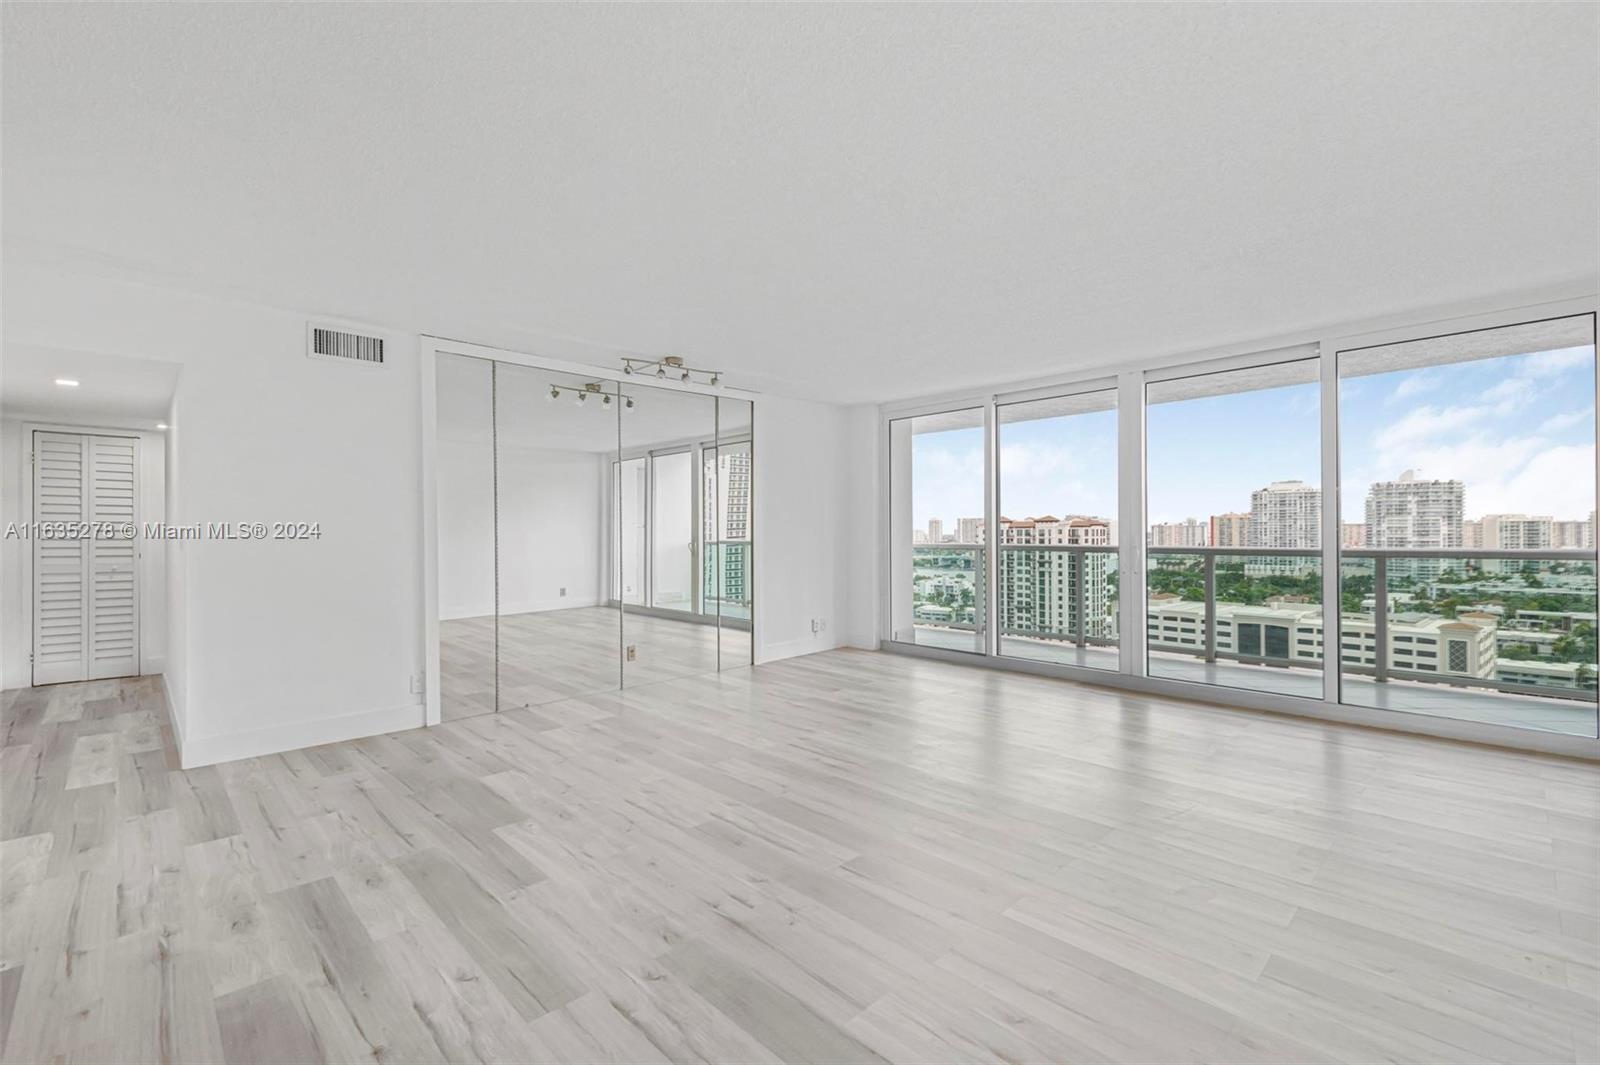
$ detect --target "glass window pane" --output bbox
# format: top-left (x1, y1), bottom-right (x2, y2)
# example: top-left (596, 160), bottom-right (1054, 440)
top-left (1145, 356), bottom-right (1323, 697)
top-left (1338, 314), bottom-right (1597, 737)
top-left (889, 408), bottom-right (986, 652)
top-left (995, 389), bottom-right (1118, 670)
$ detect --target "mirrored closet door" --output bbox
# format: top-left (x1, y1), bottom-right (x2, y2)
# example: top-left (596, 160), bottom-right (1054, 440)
top-left (435, 353), bottom-right (498, 721)
top-left (618, 385), bottom-right (719, 687)
top-left (711, 396), bottom-right (754, 668)
top-left (432, 352), bottom-right (754, 721)
top-left (494, 364), bottom-right (622, 713)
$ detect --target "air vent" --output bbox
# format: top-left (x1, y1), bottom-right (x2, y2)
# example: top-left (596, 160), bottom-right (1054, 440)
top-left (308, 324), bottom-right (385, 366)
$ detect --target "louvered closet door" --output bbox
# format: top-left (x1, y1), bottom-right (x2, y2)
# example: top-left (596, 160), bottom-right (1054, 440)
top-left (86, 435), bottom-right (140, 679)
top-left (31, 432), bottom-right (140, 684)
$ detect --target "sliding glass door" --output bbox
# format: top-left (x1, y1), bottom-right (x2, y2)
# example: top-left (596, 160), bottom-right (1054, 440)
top-left (880, 303), bottom-right (1596, 747)
top-left (995, 388), bottom-right (1119, 670)
top-left (888, 408), bottom-right (986, 652)
top-left (1337, 314), bottom-right (1597, 736)
top-left (1145, 355), bottom-right (1323, 698)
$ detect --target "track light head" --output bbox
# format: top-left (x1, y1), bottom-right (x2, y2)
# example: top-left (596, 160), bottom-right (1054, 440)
top-left (656, 366), bottom-right (666, 379)
top-left (625, 397), bottom-right (634, 409)
top-left (681, 370), bottom-right (691, 383)
top-left (576, 391), bottom-right (587, 404)
top-left (602, 394), bottom-right (612, 406)
top-left (710, 374), bottom-right (720, 387)
top-left (623, 363), bottom-right (633, 374)
top-left (548, 386), bottom-right (559, 401)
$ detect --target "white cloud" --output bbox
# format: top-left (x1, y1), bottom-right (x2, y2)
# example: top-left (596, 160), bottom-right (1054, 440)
top-left (1518, 346), bottom-right (1594, 378)
top-left (1373, 403), bottom-right (1490, 451)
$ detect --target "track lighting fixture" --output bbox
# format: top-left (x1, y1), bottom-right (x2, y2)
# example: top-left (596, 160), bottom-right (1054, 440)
top-left (619, 355), bottom-right (725, 388)
top-left (545, 381), bottom-right (637, 410)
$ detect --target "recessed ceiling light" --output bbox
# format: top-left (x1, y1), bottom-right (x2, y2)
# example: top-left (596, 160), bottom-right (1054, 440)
top-left (156, 423), bottom-right (168, 430)
top-left (54, 378), bottom-right (79, 387)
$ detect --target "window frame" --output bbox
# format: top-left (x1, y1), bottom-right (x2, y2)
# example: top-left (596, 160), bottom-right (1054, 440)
top-left (877, 291), bottom-right (1599, 758)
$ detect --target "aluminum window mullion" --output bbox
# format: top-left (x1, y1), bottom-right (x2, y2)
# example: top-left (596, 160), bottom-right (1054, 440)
top-left (983, 398), bottom-right (999, 658)
top-left (1319, 341), bottom-right (1341, 707)
top-left (1118, 370), bottom-right (1146, 677)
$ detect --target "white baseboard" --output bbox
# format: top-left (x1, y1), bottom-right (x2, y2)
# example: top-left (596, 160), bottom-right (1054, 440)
top-left (158, 672), bottom-right (186, 750)
top-left (179, 700), bottom-right (425, 769)
top-left (757, 635), bottom-right (840, 665)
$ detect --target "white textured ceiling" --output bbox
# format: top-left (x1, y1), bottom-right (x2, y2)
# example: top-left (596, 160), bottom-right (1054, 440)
top-left (3, 3), bottom-right (1596, 403)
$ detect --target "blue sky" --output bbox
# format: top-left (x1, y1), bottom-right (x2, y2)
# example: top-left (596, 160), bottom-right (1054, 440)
top-left (911, 344), bottom-right (1596, 531)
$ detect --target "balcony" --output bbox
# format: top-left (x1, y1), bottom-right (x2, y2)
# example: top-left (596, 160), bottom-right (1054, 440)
top-left (703, 540), bottom-right (752, 621)
top-left (910, 544), bottom-right (985, 651)
top-left (996, 545), bottom-right (1120, 670)
top-left (1147, 546), bottom-right (1597, 737)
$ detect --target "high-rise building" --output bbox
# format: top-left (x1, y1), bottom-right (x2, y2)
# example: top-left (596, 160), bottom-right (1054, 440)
top-left (1210, 512), bottom-right (1250, 548)
top-left (1247, 481), bottom-right (1319, 575)
top-left (1340, 522), bottom-right (1367, 548)
top-left (1477, 514), bottom-right (1554, 573)
top-left (1249, 481), bottom-right (1320, 548)
top-left (1149, 518), bottom-right (1208, 547)
top-left (956, 517), bottom-right (984, 545)
top-left (927, 518), bottom-right (944, 544)
top-left (999, 515), bottom-right (1115, 641)
top-left (1478, 514), bottom-right (1554, 550)
top-left (1553, 517), bottom-right (1594, 549)
top-left (1462, 519), bottom-right (1483, 549)
top-left (1364, 470), bottom-right (1464, 579)
top-left (704, 448), bottom-right (753, 604)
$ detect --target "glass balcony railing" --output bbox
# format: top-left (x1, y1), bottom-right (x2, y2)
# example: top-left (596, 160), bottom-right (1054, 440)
top-left (911, 544), bottom-right (985, 652)
top-left (702, 541), bottom-right (752, 621)
top-left (997, 546), bottom-right (1120, 670)
top-left (1339, 549), bottom-right (1595, 735)
top-left (1146, 546), bottom-right (1596, 736)
top-left (1146, 547), bottom-right (1325, 698)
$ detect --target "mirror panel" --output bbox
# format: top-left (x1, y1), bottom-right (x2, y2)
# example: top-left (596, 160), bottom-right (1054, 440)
top-left (495, 364), bottom-right (622, 710)
top-left (435, 353), bottom-right (498, 720)
top-left (619, 385), bottom-right (719, 687)
top-left (712, 397), bottom-right (754, 669)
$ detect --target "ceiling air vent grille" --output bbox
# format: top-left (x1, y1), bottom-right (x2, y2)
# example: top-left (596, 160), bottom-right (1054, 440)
top-left (308, 324), bottom-right (385, 366)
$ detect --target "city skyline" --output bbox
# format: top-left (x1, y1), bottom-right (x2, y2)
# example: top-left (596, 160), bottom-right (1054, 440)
top-left (910, 343), bottom-right (1595, 532)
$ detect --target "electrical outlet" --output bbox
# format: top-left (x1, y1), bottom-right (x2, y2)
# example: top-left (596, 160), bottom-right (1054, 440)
top-left (409, 673), bottom-right (425, 695)
top-left (811, 618), bottom-right (819, 633)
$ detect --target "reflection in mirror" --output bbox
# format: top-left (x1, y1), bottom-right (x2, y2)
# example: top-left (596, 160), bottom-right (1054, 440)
top-left (435, 353), bottom-right (497, 720)
top-left (617, 385), bottom-right (720, 687)
top-left (495, 365), bottom-right (622, 711)
top-left (713, 397), bottom-right (754, 669)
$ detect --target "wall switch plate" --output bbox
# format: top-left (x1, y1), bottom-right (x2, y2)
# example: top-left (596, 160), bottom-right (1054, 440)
top-left (559, 587), bottom-right (567, 597)
top-left (409, 673), bottom-right (425, 695)
top-left (627, 645), bottom-right (637, 661)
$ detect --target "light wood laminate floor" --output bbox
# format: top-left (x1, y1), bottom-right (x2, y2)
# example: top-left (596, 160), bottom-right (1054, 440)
top-left (2, 651), bottom-right (1597, 1064)
top-left (441, 605), bottom-right (752, 720)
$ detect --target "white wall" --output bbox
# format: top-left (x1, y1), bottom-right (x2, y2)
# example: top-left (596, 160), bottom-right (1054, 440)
top-left (0, 413), bottom-right (169, 690)
top-left (5, 263), bottom-right (425, 766)
top-left (838, 403), bottom-right (882, 650)
top-left (6, 261), bottom-right (860, 765)
top-left (436, 435), bottom-right (606, 620)
top-left (753, 394), bottom-right (853, 663)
